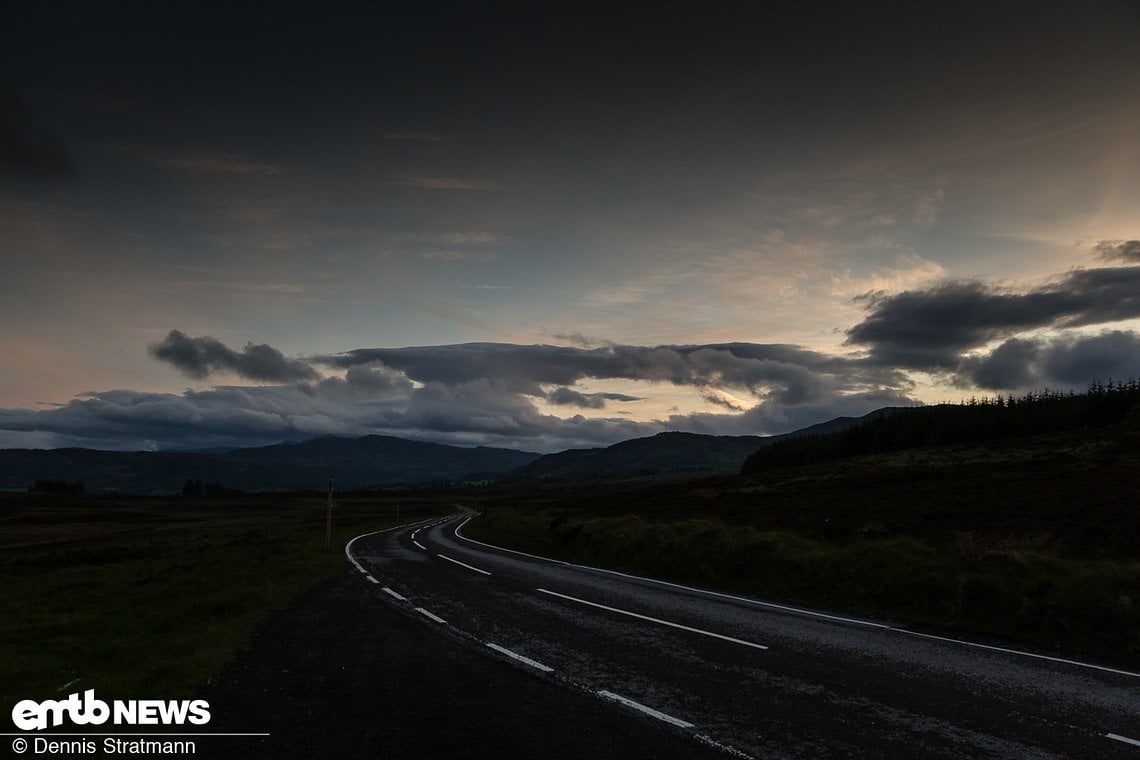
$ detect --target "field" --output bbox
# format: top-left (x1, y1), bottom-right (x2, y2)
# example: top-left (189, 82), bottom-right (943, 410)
top-left (0, 490), bottom-right (453, 714)
top-left (466, 422), bottom-right (1140, 668)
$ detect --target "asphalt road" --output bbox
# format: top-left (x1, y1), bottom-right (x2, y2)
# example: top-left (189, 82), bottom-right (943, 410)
top-left (346, 510), bottom-right (1140, 759)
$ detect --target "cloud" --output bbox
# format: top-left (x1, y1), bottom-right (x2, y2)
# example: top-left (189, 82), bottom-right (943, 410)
top-left (148, 330), bottom-right (319, 383)
top-left (1094, 240), bottom-right (1140, 263)
top-left (960, 330), bottom-right (1140, 391)
top-left (318, 341), bottom-right (906, 401)
top-left (545, 387), bottom-right (642, 409)
top-left (153, 150), bottom-right (281, 175)
top-left (0, 335), bottom-right (922, 452)
top-left (405, 231), bottom-right (504, 245)
top-left (0, 86), bottom-right (73, 179)
top-left (104, 144), bottom-right (281, 175)
top-left (390, 175), bottom-right (497, 191)
top-left (846, 266), bottom-right (1140, 369)
top-left (16, 264), bottom-right (1134, 453)
top-left (701, 389), bottom-right (747, 412)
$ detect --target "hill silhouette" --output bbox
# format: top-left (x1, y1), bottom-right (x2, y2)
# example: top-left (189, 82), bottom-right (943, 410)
top-left (742, 380), bottom-right (1140, 474)
top-left (1, 436), bottom-right (540, 493)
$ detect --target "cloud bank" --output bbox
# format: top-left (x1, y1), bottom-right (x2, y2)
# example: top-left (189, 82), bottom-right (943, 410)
top-left (846, 265), bottom-right (1140, 380)
top-left (0, 338), bottom-right (915, 452)
top-left (3, 257), bottom-right (1138, 452)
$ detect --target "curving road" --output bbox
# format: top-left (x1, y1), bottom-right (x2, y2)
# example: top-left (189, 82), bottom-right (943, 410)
top-left (346, 509), bottom-right (1140, 759)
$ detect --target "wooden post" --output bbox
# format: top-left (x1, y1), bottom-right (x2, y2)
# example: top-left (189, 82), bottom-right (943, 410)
top-left (325, 479), bottom-right (333, 550)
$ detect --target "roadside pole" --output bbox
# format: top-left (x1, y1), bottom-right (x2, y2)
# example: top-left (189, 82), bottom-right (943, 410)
top-left (325, 479), bottom-right (333, 550)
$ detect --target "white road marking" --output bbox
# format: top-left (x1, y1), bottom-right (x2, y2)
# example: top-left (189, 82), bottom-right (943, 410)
top-left (537, 588), bottom-right (768, 651)
top-left (694, 734), bottom-right (754, 759)
top-left (344, 515), bottom-right (440, 572)
top-left (413, 540), bottom-right (427, 551)
top-left (382, 587), bottom-right (406, 601)
top-left (596, 690), bottom-right (694, 728)
top-left (415, 607), bottom-right (447, 624)
top-left (437, 553), bottom-right (492, 576)
top-left (485, 642), bottom-right (554, 672)
top-left (889, 629), bottom-right (1140, 679)
top-left (1107, 733), bottom-right (1140, 748)
top-left (365, 574), bottom-right (380, 584)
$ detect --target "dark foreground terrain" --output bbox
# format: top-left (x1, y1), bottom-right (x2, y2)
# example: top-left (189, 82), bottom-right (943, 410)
top-left (199, 564), bottom-right (725, 760)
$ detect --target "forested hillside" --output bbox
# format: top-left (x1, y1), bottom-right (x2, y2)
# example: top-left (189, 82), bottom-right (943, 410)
top-left (743, 380), bottom-right (1140, 473)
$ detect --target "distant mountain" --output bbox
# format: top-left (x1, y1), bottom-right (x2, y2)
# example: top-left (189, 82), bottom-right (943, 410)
top-left (503, 409), bottom-right (899, 482)
top-left (504, 432), bottom-right (765, 481)
top-left (0, 435), bottom-right (541, 494)
top-left (223, 435), bottom-right (541, 488)
top-left (0, 409), bottom-right (907, 493)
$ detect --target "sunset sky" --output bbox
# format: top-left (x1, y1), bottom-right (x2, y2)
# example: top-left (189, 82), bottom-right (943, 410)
top-left (2, 1), bottom-right (1139, 452)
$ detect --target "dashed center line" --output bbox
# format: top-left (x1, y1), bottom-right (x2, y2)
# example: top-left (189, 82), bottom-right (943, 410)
top-left (1107, 733), bottom-right (1140, 748)
top-left (437, 553), bottom-right (492, 576)
top-left (364, 574), bottom-right (380, 584)
top-left (415, 607), bottom-right (447, 624)
top-left (537, 588), bottom-right (768, 651)
top-left (382, 587), bottom-right (406, 601)
top-left (597, 690), bottom-right (694, 728)
top-left (485, 642), bottom-right (554, 672)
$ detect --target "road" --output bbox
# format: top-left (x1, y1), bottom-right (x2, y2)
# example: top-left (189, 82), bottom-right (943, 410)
top-left (346, 510), bottom-right (1140, 759)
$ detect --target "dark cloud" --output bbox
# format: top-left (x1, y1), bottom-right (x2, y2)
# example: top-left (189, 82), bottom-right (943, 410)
top-left (16, 309), bottom-right (1134, 452)
top-left (0, 86), bottom-right (73, 179)
top-left (1094, 240), bottom-right (1140, 263)
top-left (961, 338), bottom-right (1041, 390)
top-left (700, 391), bottom-right (746, 412)
top-left (546, 387), bottom-right (642, 409)
top-left (0, 386), bottom-right (362, 451)
top-left (149, 330), bottom-right (319, 383)
top-left (0, 336), bottom-right (922, 451)
top-left (319, 341), bottom-right (906, 398)
top-left (314, 364), bottom-right (415, 400)
top-left (846, 267), bottom-right (1140, 369)
top-left (961, 330), bottom-right (1140, 390)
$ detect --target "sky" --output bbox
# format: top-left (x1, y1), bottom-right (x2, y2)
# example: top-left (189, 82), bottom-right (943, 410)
top-left (1, 0), bottom-right (1139, 453)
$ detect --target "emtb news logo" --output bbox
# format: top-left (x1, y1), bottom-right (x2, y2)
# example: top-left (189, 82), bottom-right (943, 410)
top-left (11, 690), bottom-right (210, 731)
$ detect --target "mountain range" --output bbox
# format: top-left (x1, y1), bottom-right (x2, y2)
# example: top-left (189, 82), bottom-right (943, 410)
top-left (507, 410), bottom-right (895, 482)
top-left (0, 409), bottom-right (895, 494)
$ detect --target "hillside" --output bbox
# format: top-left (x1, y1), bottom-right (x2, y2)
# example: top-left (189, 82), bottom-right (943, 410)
top-left (506, 408), bottom-right (898, 482)
top-left (0, 436), bottom-right (541, 494)
top-left (743, 381), bottom-right (1140, 474)
top-left (504, 432), bottom-right (766, 481)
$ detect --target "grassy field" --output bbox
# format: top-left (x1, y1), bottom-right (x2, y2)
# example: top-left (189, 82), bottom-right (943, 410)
top-left (466, 423), bottom-right (1140, 668)
top-left (0, 491), bottom-right (454, 712)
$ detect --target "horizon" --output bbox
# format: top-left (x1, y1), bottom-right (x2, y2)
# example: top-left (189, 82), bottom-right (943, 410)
top-left (3, 2), bottom-right (1139, 453)
top-left (0, 404), bottom-right (868, 455)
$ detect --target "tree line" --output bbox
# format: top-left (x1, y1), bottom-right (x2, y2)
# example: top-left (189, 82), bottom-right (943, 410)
top-left (742, 379), bottom-right (1140, 474)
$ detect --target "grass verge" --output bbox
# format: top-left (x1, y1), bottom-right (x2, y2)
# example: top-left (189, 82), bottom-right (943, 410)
top-left (0, 492), bottom-right (452, 712)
